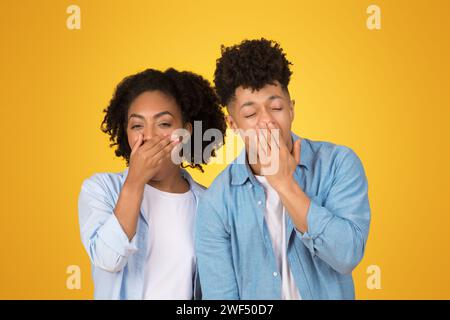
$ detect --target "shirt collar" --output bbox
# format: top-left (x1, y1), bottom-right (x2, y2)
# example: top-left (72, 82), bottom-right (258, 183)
top-left (121, 167), bottom-right (205, 198)
top-left (231, 131), bottom-right (312, 186)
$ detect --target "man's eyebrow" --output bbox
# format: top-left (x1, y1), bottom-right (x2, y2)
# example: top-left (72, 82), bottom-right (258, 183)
top-left (267, 95), bottom-right (283, 101)
top-left (240, 101), bottom-right (255, 108)
top-left (240, 95), bottom-right (284, 109)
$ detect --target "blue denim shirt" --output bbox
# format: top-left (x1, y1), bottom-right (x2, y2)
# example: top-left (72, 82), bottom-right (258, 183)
top-left (78, 168), bottom-right (205, 299)
top-left (195, 132), bottom-right (371, 299)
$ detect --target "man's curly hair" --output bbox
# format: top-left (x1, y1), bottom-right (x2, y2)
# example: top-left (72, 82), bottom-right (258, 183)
top-left (101, 68), bottom-right (227, 172)
top-left (214, 38), bottom-right (293, 106)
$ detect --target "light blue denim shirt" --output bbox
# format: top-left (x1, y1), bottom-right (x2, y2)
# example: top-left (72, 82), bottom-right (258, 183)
top-left (78, 168), bottom-right (205, 300)
top-left (195, 132), bottom-right (371, 300)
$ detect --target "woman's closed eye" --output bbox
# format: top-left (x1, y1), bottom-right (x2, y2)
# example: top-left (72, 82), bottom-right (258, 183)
top-left (158, 122), bottom-right (172, 128)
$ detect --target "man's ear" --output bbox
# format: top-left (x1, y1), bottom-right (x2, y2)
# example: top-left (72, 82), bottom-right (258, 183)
top-left (226, 115), bottom-right (239, 134)
top-left (290, 99), bottom-right (296, 121)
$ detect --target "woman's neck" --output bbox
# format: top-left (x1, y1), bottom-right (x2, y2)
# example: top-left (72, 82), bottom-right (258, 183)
top-left (147, 168), bottom-right (190, 194)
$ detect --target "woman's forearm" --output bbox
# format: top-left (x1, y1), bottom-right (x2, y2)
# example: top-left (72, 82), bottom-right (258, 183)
top-left (114, 178), bottom-right (145, 240)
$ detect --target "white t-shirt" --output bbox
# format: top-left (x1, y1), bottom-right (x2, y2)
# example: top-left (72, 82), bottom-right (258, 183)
top-left (141, 183), bottom-right (197, 300)
top-left (255, 175), bottom-right (302, 300)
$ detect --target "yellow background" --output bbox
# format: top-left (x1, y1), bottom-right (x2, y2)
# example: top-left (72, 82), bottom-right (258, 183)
top-left (1, 0), bottom-right (449, 299)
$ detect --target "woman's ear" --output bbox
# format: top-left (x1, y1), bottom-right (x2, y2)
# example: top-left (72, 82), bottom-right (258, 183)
top-left (184, 122), bottom-right (193, 136)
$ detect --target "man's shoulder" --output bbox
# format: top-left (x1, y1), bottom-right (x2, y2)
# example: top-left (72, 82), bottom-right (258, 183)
top-left (304, 138), bottom-right (359, 165)
top-left (303, 138), bottom-right (364, 179)
top-left (203, 163), bottom-right (235, 197)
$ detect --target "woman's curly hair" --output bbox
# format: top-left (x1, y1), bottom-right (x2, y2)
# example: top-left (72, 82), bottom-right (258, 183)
top-left (214, 38), bottom-right (293, 106)
top-left (101, 68), bottom-right (227, 172)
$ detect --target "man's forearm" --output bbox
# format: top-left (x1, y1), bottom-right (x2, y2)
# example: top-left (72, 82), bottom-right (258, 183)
top-left (275, 177), bottom-right (311, 233)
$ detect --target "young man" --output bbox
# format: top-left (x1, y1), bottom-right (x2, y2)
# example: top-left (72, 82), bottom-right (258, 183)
top-left (195, 38), bottom-right (371, 299)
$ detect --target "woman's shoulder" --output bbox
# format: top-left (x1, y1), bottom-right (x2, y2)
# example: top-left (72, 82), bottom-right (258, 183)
top-left (80, 170), bottom-right (127, 196)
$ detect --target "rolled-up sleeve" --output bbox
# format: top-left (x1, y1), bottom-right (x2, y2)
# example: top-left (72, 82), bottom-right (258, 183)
top-left (295, 148), bottom-right (371, 275)
top-left (78, 175), bottom-right (138, 273)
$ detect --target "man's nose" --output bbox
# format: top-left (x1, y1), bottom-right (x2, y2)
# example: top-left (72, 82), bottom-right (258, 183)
top-left (258, 108), bottom-right (275, 125)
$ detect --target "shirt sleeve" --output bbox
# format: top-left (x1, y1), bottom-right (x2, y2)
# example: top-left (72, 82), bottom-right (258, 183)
top-left (295, 148), bottom-right (371, 275)
top-left (78, 175), bottom-right (138, 273)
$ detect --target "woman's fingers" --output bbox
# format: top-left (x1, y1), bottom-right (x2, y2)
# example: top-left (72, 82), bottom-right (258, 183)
top-left (141, 135), bottom-right (170, 155)
top-left (146, 138), bottom-right (179, 164)
top-left (162, 139), bottom-right (180, 158)
top-left (130, 133), bottom-right (143, 156)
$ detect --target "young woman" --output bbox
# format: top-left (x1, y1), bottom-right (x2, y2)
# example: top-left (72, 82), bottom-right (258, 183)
top-left (78, 68), bottom-right (226, 299)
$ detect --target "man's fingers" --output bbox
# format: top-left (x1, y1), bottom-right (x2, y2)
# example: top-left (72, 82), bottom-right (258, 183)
top-left (294, 139), bottom-right (301, 164)
top-left (258, 123), bottom-right (271, 152)
top-left (247, 132), bottom-right (259, 165)
top-left (267, 122), bottom-right (280, 150)
top-left (257, 128), bottom-right (270, 165)
top-left (257, 124), bottom-right (269, 154)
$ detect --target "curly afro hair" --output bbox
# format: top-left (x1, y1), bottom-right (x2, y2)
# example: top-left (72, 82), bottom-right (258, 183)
top-left (214, 38), bottom-right (293, 106)
top-left (101, 68), bottom-right (227, 172)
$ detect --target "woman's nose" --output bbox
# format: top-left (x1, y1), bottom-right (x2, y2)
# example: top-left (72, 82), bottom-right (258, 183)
top-left (143, 127), bottom-right (155, 141)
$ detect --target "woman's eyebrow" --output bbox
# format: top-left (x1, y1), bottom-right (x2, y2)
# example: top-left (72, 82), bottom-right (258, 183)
top-left (128, 111), bottom-right (173, 121)
top-left (153, 111), bottom-right (173, 119)
top-left (128, 113), bottom-right (145, 120)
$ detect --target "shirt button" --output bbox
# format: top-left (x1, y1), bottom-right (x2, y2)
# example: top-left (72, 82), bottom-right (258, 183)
top-left (257, 201), bottom-right (262, 205)
top-left (273, 272), bottom-right (278, 277)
